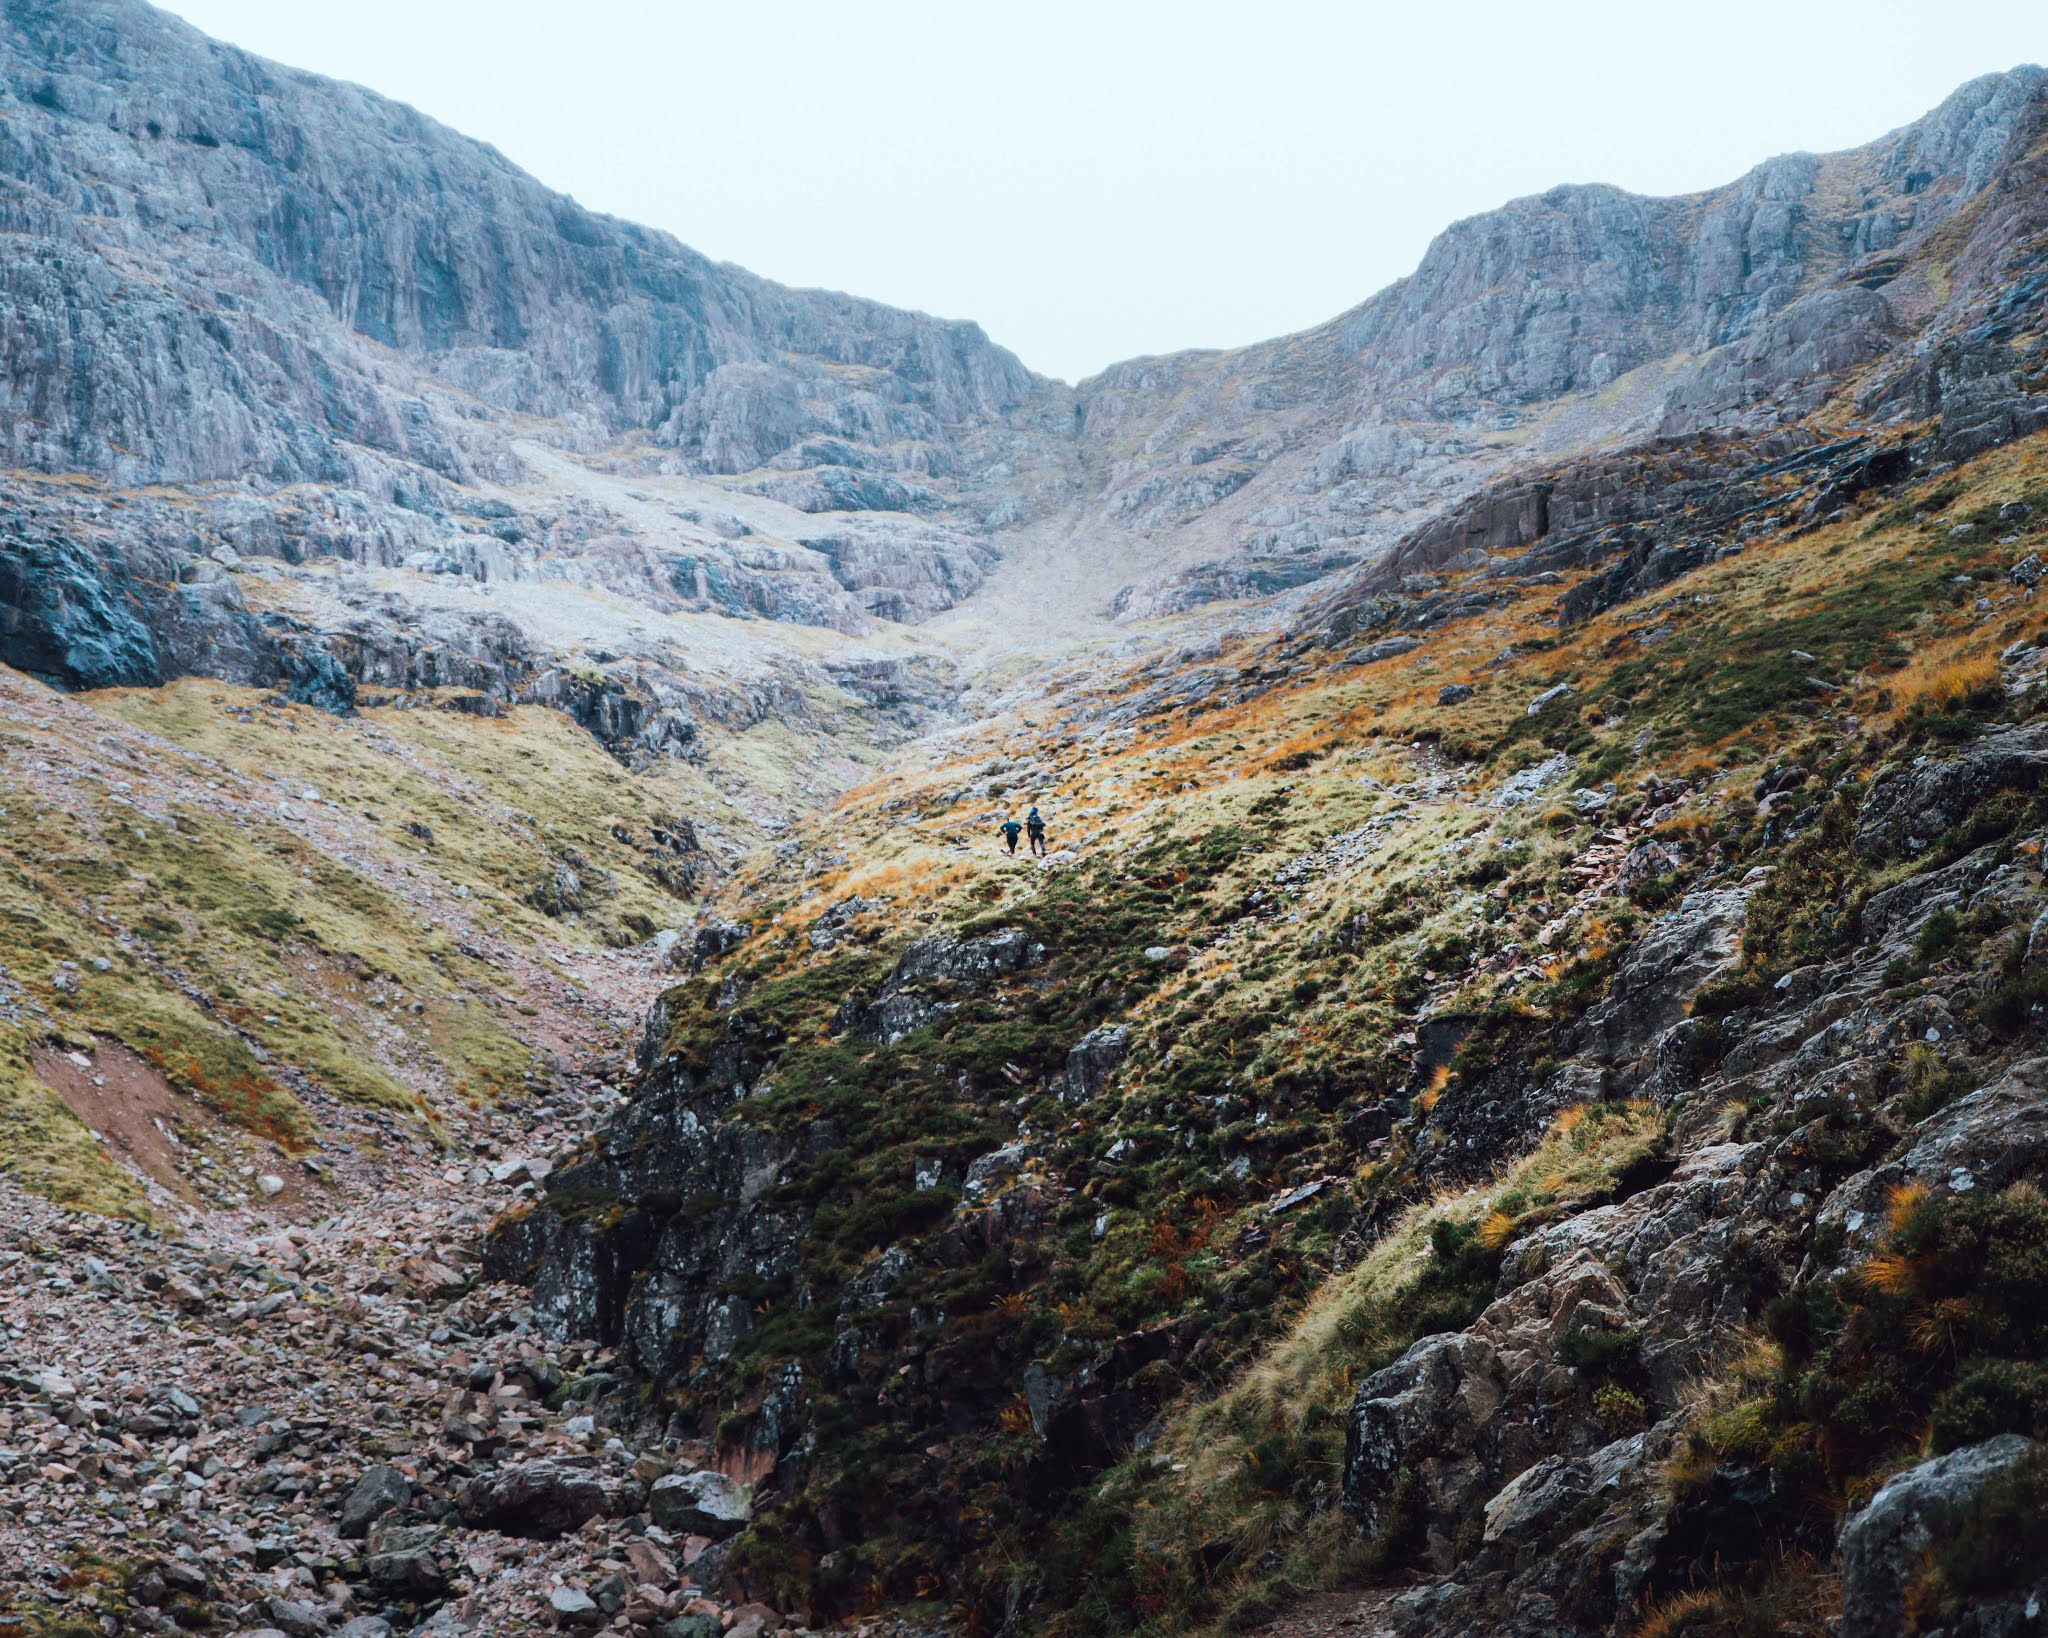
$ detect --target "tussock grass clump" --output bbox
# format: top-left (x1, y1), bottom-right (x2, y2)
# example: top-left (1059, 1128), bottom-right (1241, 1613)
top-left (1884, 643), bottom-right (2003, 721)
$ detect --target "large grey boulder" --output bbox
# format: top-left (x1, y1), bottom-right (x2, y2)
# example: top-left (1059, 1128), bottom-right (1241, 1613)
top-left (1344, 1331), bottom-right (1506, 1560)
top-left (962, 1144), bottom-right (1028, 1199)
top-left (1481, 1432), bottom-right (1653, 1549)
top-left (457, 1457), bottom-right (644, 1539)
top-left (1856, 726), bottom-right (2048, 858)
top-left (547, 1587), bottom-right (601, 1629)
top-left (1837, 1435), bottom-right (2038, 1637)
top-left (1858, 845), bottom-right (2040, 964)
top-left (363, 1523), bottom-right (448, 1595)
top-left (647, 1469), bottom-right (752, 1540)
top-left (1816, 1059), bottom-right (2048, 1257)
top-left (678, 918), bottom-right (751, 974)
top-left (805, 896), bottom-right (877, 952)
top-left (1578, 886), bottom-right (1748, 1078)
top-left (835, 926), bottom-right (1043, 1044)
top-left (1059, 1025), bottom-right (1129, 1104)
top-left (336, 1463), bottom-right (411, 1539)
top-left (885, 926), bottom-right (1042, 989)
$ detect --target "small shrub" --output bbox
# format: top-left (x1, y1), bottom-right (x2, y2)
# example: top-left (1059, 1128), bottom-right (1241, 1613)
top-left (1930, 1358), bottom-right (2048, 1451)
top-left (1593, 1383), bottom-right (1649, 1436)
top-left (1912, 908), bottom-right (1960, 963)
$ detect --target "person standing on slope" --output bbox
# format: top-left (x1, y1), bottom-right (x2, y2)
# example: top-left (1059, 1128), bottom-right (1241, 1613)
top-left (998, 815), bottom-right (1024, 855)
top-left (1026, 805), bottom-right (1048, 856)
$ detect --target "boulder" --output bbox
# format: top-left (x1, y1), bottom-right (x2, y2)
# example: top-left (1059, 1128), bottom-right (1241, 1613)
top-left (1816, 1059), bottom-right (2048, 1255)
top-left (724, 1605), bottom-right (781, 1638)
top-left (963, 1144), bottom-right (1028, 1199)
top-left (1892, 1059), bottom-right (2048, 1190)
top-left (457, 1457), bottom-right (643, 1538)
top-left (364, 1523), bottom-right (448, 1595)
top-left (836, 926), bottom-right (1042, 1043)
top-left (1344, 1331), bottom-right (1506, 1557)
top-left (336, 1463), bottom-right (411, 1539)
top-left (624, 1537), bottom-right (677, 1590)
top-left (835, 989), bottom-right (953, 1047)
top-left (805, 895), bottom-right (876, 952)
top-left (1059, 1025), bottom-right (1129, 1104)
top-left (1837, 1435), bottom-right (2038, 1637)
top-left (262, 1596), bottom-right (323, 1637)
top-left (1578, 887), bottom-right (1748, 1078)
top-left (1855, 725), bottom-right (2048, 858)
top-left (1345, 636), bottom-right (1421, 665)
top-left (1492, 753), bottom-right (1574, 807)
top-left (547, 1587), bottom-right (601, 1629)
top-left (1481, 1431), bottom-right (1652, 1548)
top-left (647, 1469), bottom-right (752, 1540)
top-left (679, 918), bottom-right (751, 973)
top-left (885, 926), bottom-right (1041, 989)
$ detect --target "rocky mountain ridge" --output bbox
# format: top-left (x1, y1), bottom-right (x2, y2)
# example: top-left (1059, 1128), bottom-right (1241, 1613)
top-left (6, 2), bottom-right (2046, 733)
top-left (1062, 63), bottom-right (2048, 622)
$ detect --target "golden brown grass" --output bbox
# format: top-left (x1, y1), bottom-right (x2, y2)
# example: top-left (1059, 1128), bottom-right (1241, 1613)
top-left (1887, 646), bottom-right (2002, 717)
top-left (1082, 1103), bottom-right (1669, 1626)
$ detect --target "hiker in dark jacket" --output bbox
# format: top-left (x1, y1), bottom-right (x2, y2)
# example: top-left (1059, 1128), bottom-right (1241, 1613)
top-left (1026, 806), bottom-right (1047, 856)
top-left (999, 816), bottom-right (1023, 854)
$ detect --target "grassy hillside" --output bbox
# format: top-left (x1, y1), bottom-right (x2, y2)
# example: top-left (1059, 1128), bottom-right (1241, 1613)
top-left (538, 424), bottom-right (2048, 1630)
top-left (0, 674), bottom-right (748, 1215)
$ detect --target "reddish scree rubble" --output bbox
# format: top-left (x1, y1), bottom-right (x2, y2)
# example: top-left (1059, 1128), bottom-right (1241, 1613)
top-left (0, 1051), bottom-right (838, 1638)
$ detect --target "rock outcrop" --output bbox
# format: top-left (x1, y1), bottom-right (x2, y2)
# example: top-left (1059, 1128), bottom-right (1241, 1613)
top-left (6, 6), bottom-right (2048, 698)
top-left (1837, 1436), bottom-right (2039, 1638)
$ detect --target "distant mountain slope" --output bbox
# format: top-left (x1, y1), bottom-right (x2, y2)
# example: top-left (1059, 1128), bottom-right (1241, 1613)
top-left (1049, 66), bottom-right (2048, 620)
top-left (0, 0), bottom-right (1077, 717)
top-left (0, 0), bottom-right (1059, 495)
top-left (2, 2), bottom-right (2045, 732)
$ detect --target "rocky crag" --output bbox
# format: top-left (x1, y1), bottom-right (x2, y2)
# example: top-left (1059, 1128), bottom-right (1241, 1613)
top-left (6, 2), bottom-right (2048, 716)
top-left (489, 415), bottom-right (2048, 1637)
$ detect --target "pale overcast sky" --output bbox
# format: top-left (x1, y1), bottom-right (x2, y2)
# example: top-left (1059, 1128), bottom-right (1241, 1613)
top-left (159, 0), bottom-right (2048, 384)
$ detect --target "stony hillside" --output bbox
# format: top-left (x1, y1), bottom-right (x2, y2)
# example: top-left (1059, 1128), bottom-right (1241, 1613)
top-left (491, 418), bottom-right (2048, 1638)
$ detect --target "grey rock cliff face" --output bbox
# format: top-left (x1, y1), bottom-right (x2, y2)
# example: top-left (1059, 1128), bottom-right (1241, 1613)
top-left (1067, 67), bottom-right (2048, 619)
top-left (4, 3), bottom-right (2048, 803)
top-left (0, 0), bottom-right (1073, 739)
top-left (0, 0), bottom-right (1052, 491)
